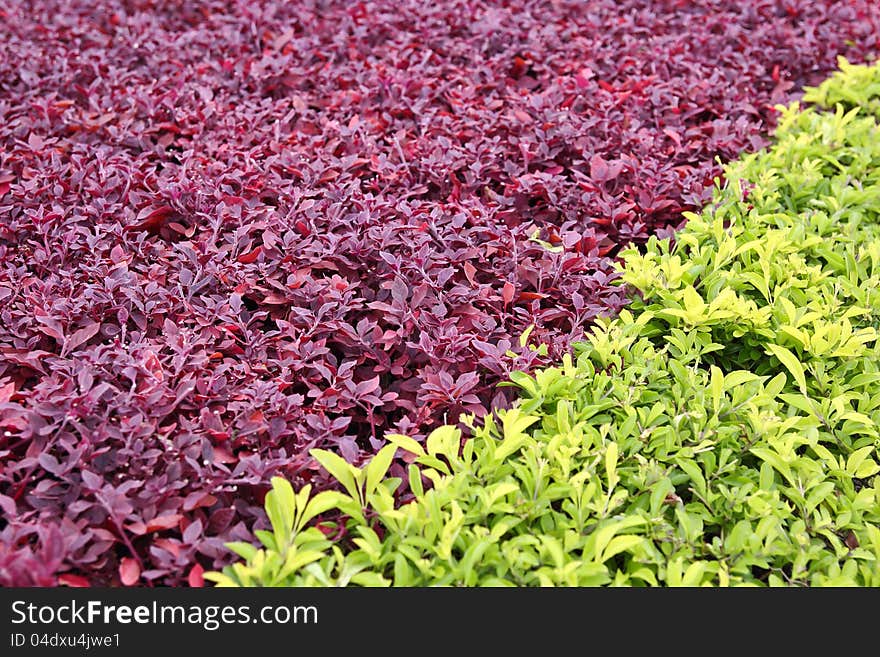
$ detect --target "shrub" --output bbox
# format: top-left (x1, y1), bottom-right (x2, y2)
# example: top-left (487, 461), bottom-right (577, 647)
top-left (208, 59), bottom-right (880, 587)
top-left (2, 0), bottom-right (879, 586)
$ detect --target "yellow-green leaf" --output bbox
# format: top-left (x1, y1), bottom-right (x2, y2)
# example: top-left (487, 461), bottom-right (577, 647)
top-left (765, 343), bottom-right (807, 393)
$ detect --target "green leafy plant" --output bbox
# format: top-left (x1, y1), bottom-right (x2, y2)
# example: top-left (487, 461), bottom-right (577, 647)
top-left (801, 55), bottom-right (880, 118)
top-left (207, 58), bottom-right (880, 587)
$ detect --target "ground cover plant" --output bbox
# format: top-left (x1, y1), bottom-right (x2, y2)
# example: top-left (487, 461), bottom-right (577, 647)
top-left (209, 58), bottom-right (880, 586)
top-left (1, 1), bottom-right (879, 586)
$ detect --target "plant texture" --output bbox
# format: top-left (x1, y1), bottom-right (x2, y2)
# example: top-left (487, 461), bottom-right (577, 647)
top-left (1, 0), bottom-right (879, 585)
top-left (208, 58), bottom-right (880, 587)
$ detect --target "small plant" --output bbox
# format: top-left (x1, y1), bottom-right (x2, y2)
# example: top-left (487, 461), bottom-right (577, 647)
top-left (208, 59), bottom-right (880, 587)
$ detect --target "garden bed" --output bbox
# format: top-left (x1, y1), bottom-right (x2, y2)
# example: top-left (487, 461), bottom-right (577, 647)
top-left (1, 0), bottom-right (878, 586)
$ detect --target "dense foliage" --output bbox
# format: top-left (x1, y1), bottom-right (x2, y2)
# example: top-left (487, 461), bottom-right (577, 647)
top-left (209, 58), bottom-right (880, 586)
top-left (2, 0), bottom-right (879, 586)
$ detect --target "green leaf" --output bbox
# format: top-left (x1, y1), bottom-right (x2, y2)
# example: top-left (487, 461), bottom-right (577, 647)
top-left (494, 432), bottom-right (528, 462)
top-left (588, 518), bottom-right (644, 563)
top-left (385, 433), bottom-right (425, 457)
top-left (426, 425), bottom-right (461, 460)
top-left (265, 478), bottom-right (298, 548)
top-left (277, 548), bottom-right (327, 581)
top-left (298, 490), bottom-right (349, 530)
top-left (408, 464), bottom-right (424, 498)
top-left (847, 446), bottom-right (879, 477)
top-left (750, 447), bottom-right (793, 486)
top-left (649, 478), bottom-right (675, 517)
top-left (225, 541), bottom-right (260, 562)
top-left (681, 561), bottom-right (709, 586)
top-left (519, 324), bottom-right (535, 348)
top-left (365, 443), bottom-right (399, 497)
top-left (350, 572), bottom-right (392, 587)
top-left (501, 408), bottom-right (541, 437)
top-left (310, 449), bottom-right (361, 501)
top-left (805, 482), bottom-right (835, 514)
top-left (765, 343), bottom-right (808, 394)
top-left (676, 458), bottom-right (707, 499)
top-left (764, 372), bottom-right (787, 399)
top-left (540, 535), bottom-right (565, 568)
top-left (202, 572), bottom-right (239, 587)
top-left (487, 482), bottom-right (519, 507)
top-left (710, 366), bottom-right (723, 413)
top-left (460, 540), bottom-right (492, 581)
top-left (604, 442), bottom-right (619, 490)
top-left (253, 530), bottom-right (276, 552)
top-left (600, 535), bottom-right (644, 563)
top-left (393, 553), bottom-right (414, 586)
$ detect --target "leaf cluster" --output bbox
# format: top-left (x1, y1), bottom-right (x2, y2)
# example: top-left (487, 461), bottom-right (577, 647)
top-left (209, 59), bottom-right (880, 587)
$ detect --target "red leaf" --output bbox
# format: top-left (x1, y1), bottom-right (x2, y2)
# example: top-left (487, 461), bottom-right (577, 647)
top-left (145, 514), bottom-right (182, 532)
top-left (262, 292), bottom-right (288, 304)
top-left (463, 261), bottom-right (477, 286)
top-left (510, 55), bottom-right (528, 78)
top-left (0, 382), bottom-right (15, 403)
top-left (575, 67), bottom-right (594, 88)
top-left (207, 429), bottom-right (230, 441)
top-left (237, 245), bottom-right (263, 263)
top-left (518, 291), bottom-right (547, 301)
top-left (58, 574), bottom-right (91, 588)
top-left (0, 493), bottom-right (16, 515)
top-left (154, 538), bottom-right (181, 558)
top-left (273, 28), bottom-right (294, 51)
top-left (356, 376), bottom-right (380, 396)
top-left (63, 322), bottom-right (101, 355)
top-left (663, 128), bottom-right (682, 147)
top-left (124, 521), bottom-right (147, 536)
top-left (844, 531), bottom-right (859, 550)
top-left (109, 244), bottom-right (127, 263)
top-left (188, 564), bottom-right (205, 588)
top-left (183, 493), bottom-right (218, 512)
top-left (119, 558), bottom-right (140, 586)
top-left (33, 311), bottom-right (65, 344)
top-left (212, 446), bottom-right (238, 464)
top-left (590, 154), bottom-right (623, 182)
top-left (142, 351), bottom-right (164, 380)
top-left (502, 282), bottom-right (515, 306)
top-left (167, 221), bottom-right (194, 236)
top-left (0, 348), bottom-right (50, 374)
top-left (124, 205), bottom-right (174, 234)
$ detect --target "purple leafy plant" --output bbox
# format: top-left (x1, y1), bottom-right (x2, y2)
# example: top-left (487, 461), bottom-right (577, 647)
top-left (0, 0), bottom-right (877, 585)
